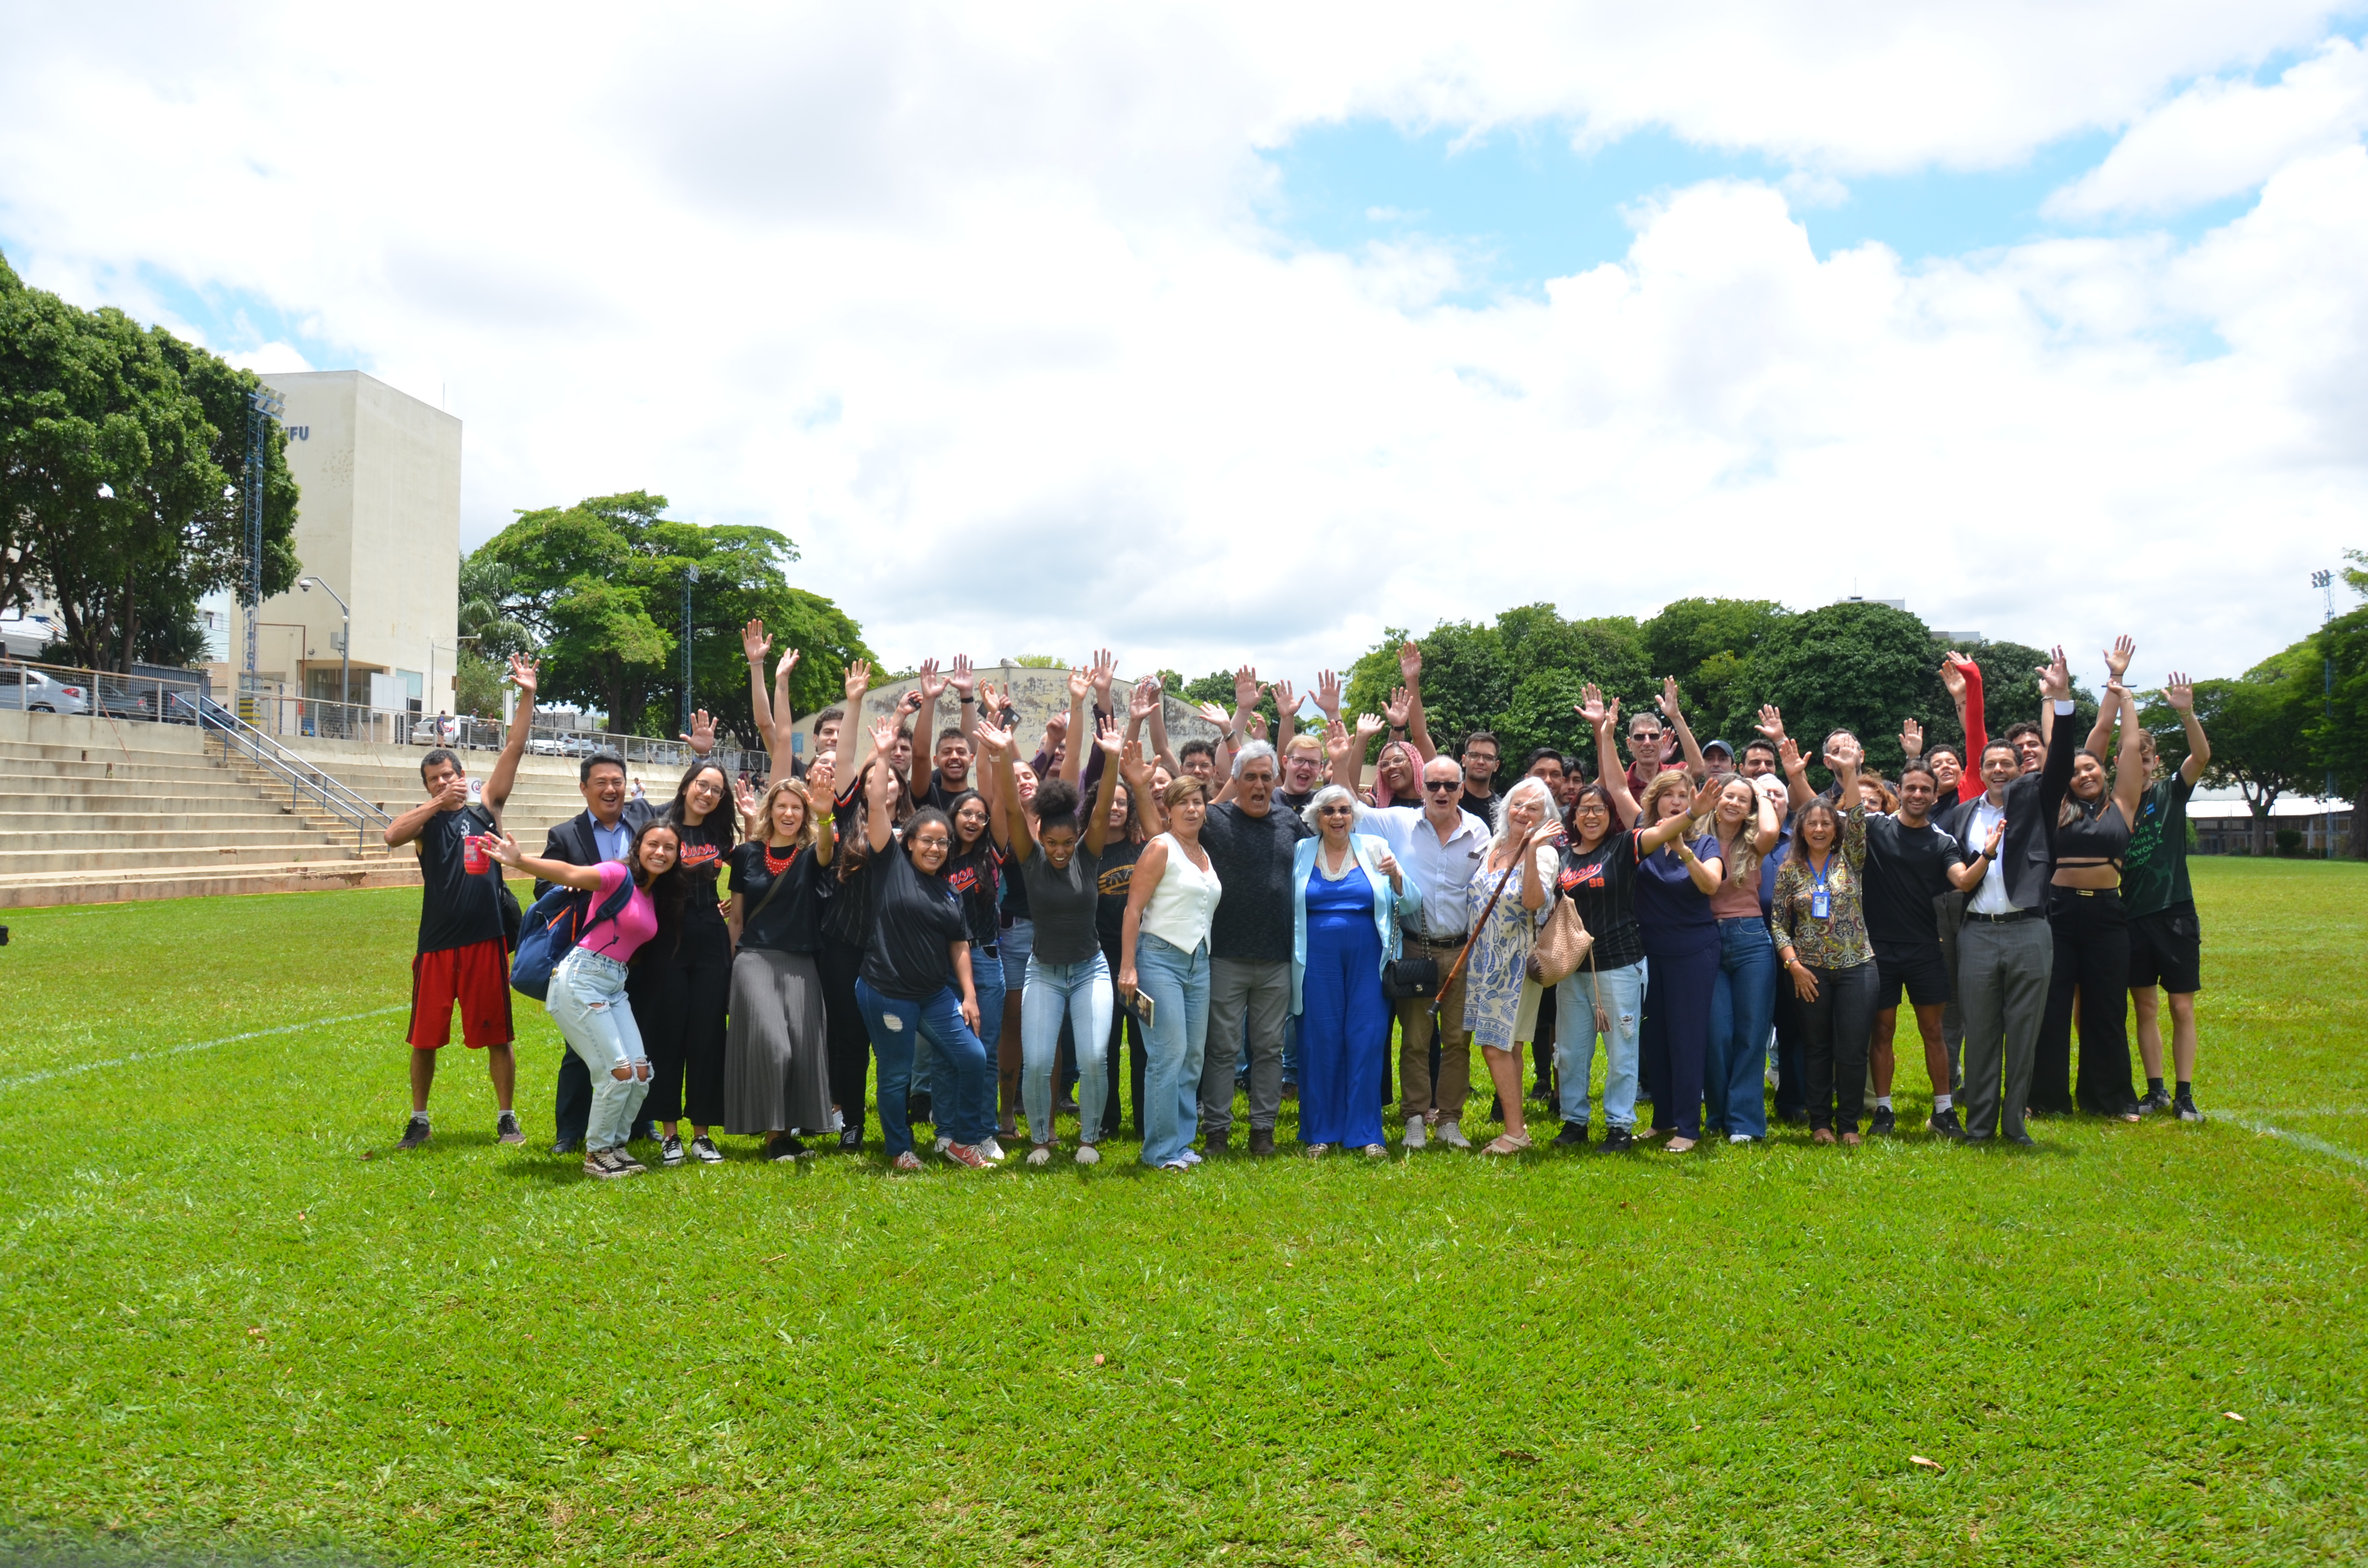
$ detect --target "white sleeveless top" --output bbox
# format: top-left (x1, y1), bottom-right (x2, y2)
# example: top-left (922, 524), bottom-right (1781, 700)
top-left (1139, 831), bottom-right (1221, 953)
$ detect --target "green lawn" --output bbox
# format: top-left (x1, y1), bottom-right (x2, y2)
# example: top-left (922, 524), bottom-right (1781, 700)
top-left (1, 858), bottom-right (2364, 1566)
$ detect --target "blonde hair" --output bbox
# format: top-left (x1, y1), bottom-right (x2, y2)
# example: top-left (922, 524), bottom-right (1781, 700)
top-left (1161, 776), bottom-right (1207, 809)
top-left (1493, 776), bottom-right (1559, 849)
top-left (754, 777), bottom-right (820, 848)
top-left (1639, 769), bottom-right (1709, 833)
top-left (1708, 774), bottom-right (1766, 887)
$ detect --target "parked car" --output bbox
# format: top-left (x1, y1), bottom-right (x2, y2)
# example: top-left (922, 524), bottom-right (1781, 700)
top-left (0, 613), bottom-right (63, 659)
top-left (0, 667), bottom-right (91, 713)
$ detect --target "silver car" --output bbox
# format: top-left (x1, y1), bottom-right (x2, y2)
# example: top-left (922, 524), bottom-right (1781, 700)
top-left (0, 667), bottom-right (92, 713)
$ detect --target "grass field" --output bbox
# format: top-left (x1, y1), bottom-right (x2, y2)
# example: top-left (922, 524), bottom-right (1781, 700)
top-left (1, 858), bottom-right (2364, 1566)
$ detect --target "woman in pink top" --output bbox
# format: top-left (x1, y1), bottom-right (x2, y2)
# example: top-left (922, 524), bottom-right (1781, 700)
top-left (489, 821), bottom-right (684, 1178)
top-left (1700, 774), bottom-right (1781, 1144)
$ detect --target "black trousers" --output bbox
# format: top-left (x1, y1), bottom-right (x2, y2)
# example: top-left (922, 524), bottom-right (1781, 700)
top-left (1531, 981), bottom-right (1557, 1098)
top-left (1771, 978), bottom-right (1808, 1119)
top-left (1800, 961), bottom-right (1877, 1133)
top-left (819, 939), bottom-right (873, 1134)
top-left (636, 926), bottom-right (732, 1127)
top-left (2035, 887), bottom-right (2137, 1117)
top-left (1096, 935), bottom-right (1149, 1138)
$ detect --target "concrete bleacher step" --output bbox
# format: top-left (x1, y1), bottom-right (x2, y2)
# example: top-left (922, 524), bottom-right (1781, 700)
top-left (0, 859), bottom-right (421, 908)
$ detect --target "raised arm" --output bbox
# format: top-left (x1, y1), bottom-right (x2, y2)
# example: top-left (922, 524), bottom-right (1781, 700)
top-left (1270, 677), bottom-right (1298, 752)
top-left (2036, 646), bottom-right (2077, 823)
top-left (765, 648), bottom-right (801, 783)
top-left (840, 658), bottom-right (874, 771)
top-left (742, 620), bottom-right (775, 750)
top-left (863, 713), bottom-right (900, 854)
top-left (1399, 640), bottom-right (1438, 762)
top-left (1750, 780), bottom-right (1779, 857)
top-left (974, 719), bottom-right (1026, 866)
top-left (1061, 663), bottom-right (1094, 785)
top-left (1083, 720), bottom-right (1131, 856)
top-left (914, 656), bottom-right (947, 783)
top-left (1940, 651), bottom-right (1986, 800)
top-left (2163, 672), bottom-right (2209, 784)
top-left (2084, 636), bottom-right (2134, 758)
top-left (1580, 686), bottom-right (1640, 827)
top-left (481, 654), bottom-right (538, 819)
top-left (1779, 736), bottom-right (1814, 813)
top-left (1659, 676), bottom-right (1708, 783)
top-left (2109, 680), bottom-right (2148, 823)
top-left (484, 831), bottom-right (605, 893)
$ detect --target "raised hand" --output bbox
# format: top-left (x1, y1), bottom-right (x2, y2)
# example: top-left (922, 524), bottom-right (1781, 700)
top-left (1323, 718), bottom-right (1355, 768)
top-left (1938, 653), bottom-right (1969, 702)
top-left (483, 830), bottom-right (523, 867)
top-left (843, 658), bottom-right (872, 703)
top-left (1384, 686), bottom-right (1414, 729)
top-left (975, 681), bottom-right (1004, 716)
top-left (1129, 676), bottom-right (1163, 723)
top-left (917, 658), bottom-right (946, 707)
top-left (1314, 668), bottom-right (1343, 721)
top-left (1576, 683), bottom-right (1608, 728)
top-left (733, 775), bottom-right (759, 825)
top-left (1398, 638), bottom-right (1422, 690)
top-left (1658, 675), bottom-right (1684, 723)
top-left (804, 756), bottom-right (836, 801)
top-left (1777, 737), bottom-right (1805, 775)
top-left (681, 710), bottom-right (716, 754)
top-left (1090, 648), bottom-right (1118, 707)
top-left (1354, 712), bottom-right (1386, 747)
top-left (2163, 671), bottom-right (2195, 712)
top-left (1119, 739), bottom-right (1152, 785)
top-left (506, 653), bottom-right (539, 702)
top-left (2039, 646), bottom-right (2072, 701)
top-left (1822, 732), bottom-right (1862, 773)
top-left (973, 720), bottom-right (1014, 757)
top-left (1044, 709), bottom-right (1070, 738)
top-left (1195, 700), bottom-right (1233, 727)
top-left (2103, 635), bottom-right (2136, 683)
top-left (947, 654), bottom-right (975, 699)
top-left (1271, 678), bottom-right (1299, 721)
top-left (775, 648), bottom-right (801, 686)
top-left (1756, 704), bottom-right (1786, 743)
top-left (1068, 663), bottom-right (1092, 702)
top-left (1094, 712), bottom-right (1125, 758)
top-left (740, 618), bottom-right (770, 664)
top-left (870, 713), bottom-right (900, 755)
top-left (1899, 717), bottom-right (1924, 759)
top-left (895, 689), bottom-right (925, 721)
top-left (1233, 664), bottom-right (1263, 714)
top-left (1245, 713), bottom-right (1269, 741)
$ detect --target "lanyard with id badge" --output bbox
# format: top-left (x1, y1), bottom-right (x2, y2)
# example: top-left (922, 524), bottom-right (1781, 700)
top-left (1811, 859), bottom-right (1833, 921)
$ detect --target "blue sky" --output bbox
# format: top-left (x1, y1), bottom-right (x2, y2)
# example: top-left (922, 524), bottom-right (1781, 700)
top-left (1257, 119), bottom-right (2257, 300)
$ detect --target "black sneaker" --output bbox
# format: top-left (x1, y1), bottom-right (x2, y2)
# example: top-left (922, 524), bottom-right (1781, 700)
top-left (1868, 1106), bottom-right (1898, 1137)
top-left (397, 1115), bottom-right (431, 1151)
top-left (907, 1092), bottom-right (934, 1126)
top-left (838, 1126), bottom-right (864, 1152)
top-left (1928, 1108), bottom-right (1967, 1140)
top-left (495, 1111), bottom-right (525, 1146)
top-left (1248, 1128), bottom-right (1277, 1157)
top-left (689, 1134), bottom-right (724, 1164)
top-left (550, 1136), bottom-right (582, 1156)
top-left (1553, 1120), bottom-right (1589, 1148)
top-left (660, 1134), bottom-right (686, 1167)
top-left (1600, 1127), bottom-right (1636, 1152)
top-left (2174, 1090), bottom-right (2204, 1123)
top-left (2003, 1130), bottom-right (2036, 1148)
top-left (2136, 1086), bottom-right (2173, 1115)
top-left (768, 1135), bottom-right (809, 1162)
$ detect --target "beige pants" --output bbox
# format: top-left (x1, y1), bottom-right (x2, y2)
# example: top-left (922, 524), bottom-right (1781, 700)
top-left (1396, 936), bottom-right (1473, 1119)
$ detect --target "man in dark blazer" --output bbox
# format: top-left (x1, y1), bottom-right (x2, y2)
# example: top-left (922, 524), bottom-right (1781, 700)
top-left (1952, 649), bottom-right (2078, 1147)
top-left (543, 748), bottom-right (665, 1153)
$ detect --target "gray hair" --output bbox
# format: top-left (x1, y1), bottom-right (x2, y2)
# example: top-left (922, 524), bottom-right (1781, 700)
top-left (1299, 783), bottom-right (1358, 833)
top-left (1231, 738), bottom-right (1278, 778)
top-left (1493, 776), bottom-right (1559, 848)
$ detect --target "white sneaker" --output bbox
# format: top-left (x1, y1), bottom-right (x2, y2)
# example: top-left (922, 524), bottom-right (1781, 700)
top-left (1026, 1144), bottom-right (1052, 1166)
top-left (1403, 1116), bottom-right (1428, 1150)
top-left (1728, 1133), bottom-right (1756, 1145)
top-left (1435, 1119), bottom-right (1471, 1150)
top-left (689, 1134), bottom-right (724, 1164)
top-left (980, 1137), bottom-right (1009, 1164)
top-left (1307, 1142), bottom-right (1332, 1157)
top-left (1074, 1144), bottom-right (1100, 1164)
top-left (1179, 1149), bottom-right (1203, 1166)
top-left (933, 1135), bottom-right (953, 1157)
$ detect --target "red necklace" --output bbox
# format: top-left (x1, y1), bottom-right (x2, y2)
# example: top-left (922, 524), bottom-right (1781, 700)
top-left (764, 843), bottom-right (801, 875)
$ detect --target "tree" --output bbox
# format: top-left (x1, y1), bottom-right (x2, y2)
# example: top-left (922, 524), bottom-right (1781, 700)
top-left (470, 491), bottom-right (872, 744)
top-left (2308, 550), bottom-right (2368, 857)
top-left (0, 250), bottom-right (296, 669)
top-left (1750, 600), bottom-right (1937, 785)
top-left (2194, 658), bottom-right (2317, 855)
top-left (1639, 597), bottom-right (1784, 743)
top-left (1341, 606), bottom-right (1651, 770)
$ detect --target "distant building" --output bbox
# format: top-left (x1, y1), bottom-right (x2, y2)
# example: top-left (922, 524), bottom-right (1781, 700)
top-left (220, 371), bottom-right (460, 715)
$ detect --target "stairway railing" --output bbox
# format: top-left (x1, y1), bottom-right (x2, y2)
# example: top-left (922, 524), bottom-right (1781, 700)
top-left (188, 696), bottom-right (391, 852)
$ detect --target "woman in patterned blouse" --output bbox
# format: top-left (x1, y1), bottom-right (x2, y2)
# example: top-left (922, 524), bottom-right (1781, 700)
top-left (1767, 736), bottom-right (1875, 1145)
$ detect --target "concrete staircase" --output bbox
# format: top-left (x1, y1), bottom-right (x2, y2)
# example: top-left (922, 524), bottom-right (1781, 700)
top-left (0, 713), bottom-right (416, 908)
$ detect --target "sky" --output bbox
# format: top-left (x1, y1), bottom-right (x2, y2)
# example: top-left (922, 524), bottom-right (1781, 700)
top-left (4, 1), bottom-right (2367, 693)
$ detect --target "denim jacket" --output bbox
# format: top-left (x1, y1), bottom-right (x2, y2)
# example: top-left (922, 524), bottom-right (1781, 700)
top-left (1290, 833), bottom-right (1423, 1015)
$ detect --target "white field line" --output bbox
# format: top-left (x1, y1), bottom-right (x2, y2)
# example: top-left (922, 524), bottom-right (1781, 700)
top-left (2, 1005), bottom-right (407, 1091)
top-left (2226, 1116), bottom-right (2368, 1172)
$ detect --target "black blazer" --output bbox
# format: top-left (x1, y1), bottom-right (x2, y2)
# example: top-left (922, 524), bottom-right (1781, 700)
top-left (1954, 711), bottom-right (2076, 911)
top-left (535, 799), bottom-right (660, 900)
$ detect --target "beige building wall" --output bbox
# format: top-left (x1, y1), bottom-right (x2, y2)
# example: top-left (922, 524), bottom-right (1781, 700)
top-left (227, 371), bottom-right (461, 711)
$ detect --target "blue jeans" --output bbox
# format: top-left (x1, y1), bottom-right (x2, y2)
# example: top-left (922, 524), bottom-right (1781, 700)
top-left (910, 941), bottom-right (1004, 1102)
top-left (1024, 951), bottom-right (1114, 1145)
top-left (546, 949), bottom-right (651, 1152)
top-left (1133, 932), bottom-right (1209, 1167)
top-left (854, 978), bottom-right (993, 1155)
top-left (1555, 958), bottom-right (1644, 1131)
top-left (1707, 917), bottom-right (1777, 1138)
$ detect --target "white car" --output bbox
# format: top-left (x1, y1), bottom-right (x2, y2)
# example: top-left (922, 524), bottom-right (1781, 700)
top-left (0, 613), bottom-right (63, 658)
top-left (0, 667), bottom-right (91, 713)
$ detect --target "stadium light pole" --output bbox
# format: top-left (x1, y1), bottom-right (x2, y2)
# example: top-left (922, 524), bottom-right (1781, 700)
top-left (242, 384), bottom-right (285, 704)
top-left (681, 563), bottom-right (700, 740)
top-left (2315, 569), bottom-right (2336, 858)
top-left (297, 576), bottom-right (349, 713)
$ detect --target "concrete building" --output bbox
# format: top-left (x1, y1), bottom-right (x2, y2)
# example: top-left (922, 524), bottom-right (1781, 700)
top-left (218, 371), bottom-right (460, 717)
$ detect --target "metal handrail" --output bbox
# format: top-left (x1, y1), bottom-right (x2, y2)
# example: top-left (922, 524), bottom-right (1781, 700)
top-left (191, 697), bottom-right (392, 851)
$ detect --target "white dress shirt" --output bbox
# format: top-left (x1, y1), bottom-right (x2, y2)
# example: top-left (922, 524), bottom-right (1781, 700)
top-left (1356, 802), bottom-right (1491, 940)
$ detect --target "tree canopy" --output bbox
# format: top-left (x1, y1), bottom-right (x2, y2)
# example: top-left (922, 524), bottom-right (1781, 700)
top-left (0, 249), bottom-right (298, 668)
top-left (467, 491), bottom-right (873, 743)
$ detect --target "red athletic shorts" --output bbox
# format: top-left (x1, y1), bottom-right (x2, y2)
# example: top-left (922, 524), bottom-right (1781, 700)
top-left (408, 938), bottom-right (515, 1049)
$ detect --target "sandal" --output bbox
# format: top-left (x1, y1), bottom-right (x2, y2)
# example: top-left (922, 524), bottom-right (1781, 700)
top-left (1812, 1127), bottom-right (1836, 1146)
top-left (1664, 1136), bottom-right (1696, 1153)
top-left (1481, 1133), bottom-right (1531, 1155)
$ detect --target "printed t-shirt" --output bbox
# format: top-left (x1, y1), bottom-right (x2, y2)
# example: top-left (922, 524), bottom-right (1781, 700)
top-left (1556, 829), bottom-right (1644, 969)
top-left (943, 844), bottom-right (1005, 947)
top-left (672, 815), bottom-right (732, 942)
top-left (1094, 838), bottom-right (1145, 951)
top-left (416, 802), bottom-right (507, 956)
top-left (2121, 775), bottom-right (2196, 918)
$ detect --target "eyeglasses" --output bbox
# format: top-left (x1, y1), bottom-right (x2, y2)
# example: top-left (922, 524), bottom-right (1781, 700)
top-left (1319, 805), bottom-right (1355, 817)
top-left (1424, 780), bottom-right (1460, 793)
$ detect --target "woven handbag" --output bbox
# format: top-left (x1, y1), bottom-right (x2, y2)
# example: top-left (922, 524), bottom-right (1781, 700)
top-left (1525, 895), bottom-right (1593, 985)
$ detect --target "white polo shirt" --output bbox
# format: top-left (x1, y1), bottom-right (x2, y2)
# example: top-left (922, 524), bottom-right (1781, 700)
top-left (1356, 802), bottom-right (1492, 940)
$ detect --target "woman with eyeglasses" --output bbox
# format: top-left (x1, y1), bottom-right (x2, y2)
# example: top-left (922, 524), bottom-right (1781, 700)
top-left (638, 758), bottom-right (738, 1167)
top-left (1290, 784), bottom-right (1416, 1156)
top-left (1463, 777), bottom-right (1566, 1155)
top-left (850, 714), bottom-right (997, 1171)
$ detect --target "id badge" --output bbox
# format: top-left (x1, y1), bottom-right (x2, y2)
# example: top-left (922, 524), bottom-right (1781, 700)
top-left (1811, 884), bottom-right (1831, 920)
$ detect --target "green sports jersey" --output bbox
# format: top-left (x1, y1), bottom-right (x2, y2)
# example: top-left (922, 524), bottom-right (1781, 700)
top-left (2121, 775), bottom-right (2194, 918)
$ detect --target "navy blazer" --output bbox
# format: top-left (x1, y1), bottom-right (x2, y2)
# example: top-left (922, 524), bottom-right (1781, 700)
top-left (1953, 713), bottom-right (2077, 911)
top-left (535, 799), bottom-right (660, 900)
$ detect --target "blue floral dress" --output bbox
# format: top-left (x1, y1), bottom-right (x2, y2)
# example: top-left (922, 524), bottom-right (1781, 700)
top-left (1464, 845), bottom-right (1552, 1050)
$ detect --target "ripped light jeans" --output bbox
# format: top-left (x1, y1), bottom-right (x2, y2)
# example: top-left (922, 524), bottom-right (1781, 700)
top-left (546, 948), bottom-right (651, 1152)
top-left (1554, 957), bottom-right (1644, 1132)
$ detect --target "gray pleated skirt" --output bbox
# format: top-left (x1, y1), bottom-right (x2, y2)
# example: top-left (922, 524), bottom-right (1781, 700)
top-left (723, 948), bottom-right (833, 1135)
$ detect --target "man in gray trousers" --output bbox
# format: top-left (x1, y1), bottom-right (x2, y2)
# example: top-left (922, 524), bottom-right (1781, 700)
top-left (1195, 741), bottom-right (1312, 1156)
top-left (1953, 649), bottom-right (2077, 1146)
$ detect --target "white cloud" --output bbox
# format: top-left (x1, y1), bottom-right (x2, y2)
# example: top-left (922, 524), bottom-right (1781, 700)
top-left (0, 1), bottom-right (2362, 690)
top-left (2047, 38), bottom-right (2368, 218)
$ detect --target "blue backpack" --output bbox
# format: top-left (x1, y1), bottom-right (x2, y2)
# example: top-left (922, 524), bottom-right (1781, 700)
top-left (509, 878), bottom-right (636, 1001)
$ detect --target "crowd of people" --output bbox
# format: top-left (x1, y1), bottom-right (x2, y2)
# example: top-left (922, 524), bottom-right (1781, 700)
top-left (387, 627), bottom-right (2213, 1176)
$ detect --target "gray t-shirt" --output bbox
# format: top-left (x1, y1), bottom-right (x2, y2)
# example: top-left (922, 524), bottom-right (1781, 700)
top-left (1018, 843), bottom-right (1103, 967)
top-left (1201, 800), bottom-right (1314, 963)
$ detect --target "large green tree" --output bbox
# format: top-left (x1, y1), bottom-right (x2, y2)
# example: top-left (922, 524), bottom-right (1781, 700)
top-left (0, 250), bottom-right (296, 669)
top-left (2191, 657), bottom-right (2318, 856)
top-left (2307, 549), bottom-right (2368, 857)
top-left (470, 491), bottom-right (872, 744)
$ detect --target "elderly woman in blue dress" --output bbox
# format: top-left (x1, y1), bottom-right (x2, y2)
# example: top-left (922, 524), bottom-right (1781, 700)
top-left (1291, 784), bottom-right (1418, 1156)
top-left (1465, 776), bottom-right (1566, 1154)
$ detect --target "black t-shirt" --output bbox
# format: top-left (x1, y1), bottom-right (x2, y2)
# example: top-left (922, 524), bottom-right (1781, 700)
top-left (1020, 842), bottom-right (1102, 966)
top-left (860, 845), bottom-right (967, 999)
top-left (1000, 842), bottom-right (1032, 924)
top-left (943, 844), bottom-right (1004, 948)
top-left (1862, 813), bottom-right (1968, 950)
top-left (1275, 787), bottom-right (1318, 817)
top-left (416, 803), bottom-right (506, 956)
top-left (672, 815), bottom-right (732, 938)
top-left (1460, 790), bottom-right (1500, 830)
top-left (1201, 801), bottom-right (1314, 963)
top-left (1555, 828), bottom-right (1644, 969)
top-left (727, 840), bottom-right (825, 954)
top-left (1095, 837), bottom-right (1145, 951)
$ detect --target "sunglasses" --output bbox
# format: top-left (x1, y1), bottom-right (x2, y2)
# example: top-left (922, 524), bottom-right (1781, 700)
top-left (1424, 780), bottom-right (1460, 793)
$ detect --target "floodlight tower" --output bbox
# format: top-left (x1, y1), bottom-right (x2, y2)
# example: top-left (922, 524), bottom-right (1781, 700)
top-left (681, 563), bottom-right (700, 739)
top-left (2315, 569), bottom-right (2337, 858)
top-left (243, 384), bottom-right (286, 694)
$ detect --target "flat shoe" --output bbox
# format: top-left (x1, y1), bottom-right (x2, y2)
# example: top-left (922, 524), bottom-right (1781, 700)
top-left (1481, 1133), bottom-right (1530, 1155)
